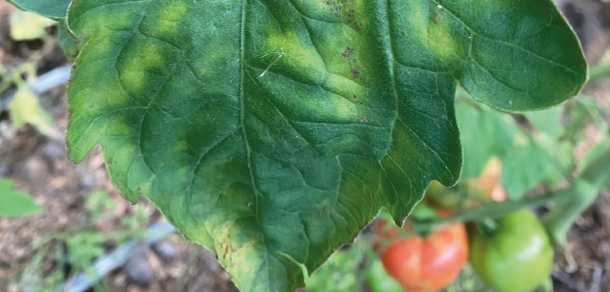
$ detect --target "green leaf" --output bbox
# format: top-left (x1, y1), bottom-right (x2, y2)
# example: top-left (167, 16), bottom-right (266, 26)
top-left (63, 1), bottom-right (585, 291)
top-left (525, 107), bottom-right (564, 139)
top-left (0, 178), bottom-right (43, 217)
top-left (58, 21), bottom-right (82, 62)
top-left (6, 0), bottom-right (70, 19)
top-left (456, 95), bottom-right (564, 198)
top-left (305, 242), bottom-right (365, 291)
top-left (563, 96), bottom-right (606, 144)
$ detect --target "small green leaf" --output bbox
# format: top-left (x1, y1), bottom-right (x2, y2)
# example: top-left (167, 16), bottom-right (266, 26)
top-left (0, 178), bottom-right (43, 217)
top-left (66, 232), bottom-right (107, 269)
top-left (62, 0), bottom-right (586, 291)
top-left (6, 0), bottom-right (70, 19)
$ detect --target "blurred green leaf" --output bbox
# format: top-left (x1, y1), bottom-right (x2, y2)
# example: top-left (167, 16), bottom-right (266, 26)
top-left (410, 200), bottom-right (440, 221)
top-left (578, 140), bottom-right (610, 178)
top-left (66, 232), bottom-right (107, 270)
top-left (443, 263), bottom-right (493, 292)
top-left (9, 11), bottom-right (55, 41)
top-left (119, 204), bottom-right (148, 231)
top-left (563, 96), bottom-right (606, 144)
top-left (457, 93), bottom-right (563, 198)
top-left (525, 107), bottom-right (564, 139)
top-left (84, 190), bottom-right (115, 222)
top-left (367, 259), bottom-right (402, 292)
top-left (0, 178), bottom-right (42, 217)
top-left (8, 87), bottom-right (58, 137)
top-left (306, 241), bottom-right (367, 292)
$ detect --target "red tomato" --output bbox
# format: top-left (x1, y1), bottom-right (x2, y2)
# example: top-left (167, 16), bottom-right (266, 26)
top-left (379, 222), bottom-right (468, 292)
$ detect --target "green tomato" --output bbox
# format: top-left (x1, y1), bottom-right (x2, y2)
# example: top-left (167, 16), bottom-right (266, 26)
top-left (468, 209), bottom-right (553, 292)
top-left (367, 259), bottom-right (402, 292)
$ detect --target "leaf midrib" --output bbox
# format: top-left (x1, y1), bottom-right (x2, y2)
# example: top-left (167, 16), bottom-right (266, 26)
top-left (238, 0), bottom-right (275, 291)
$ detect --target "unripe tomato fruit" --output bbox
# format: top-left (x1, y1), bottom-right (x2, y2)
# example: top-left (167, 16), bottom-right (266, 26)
top-left (379, 221), bottom-right (468, 292)
top-left (468, 209), bottom-right (553, 292)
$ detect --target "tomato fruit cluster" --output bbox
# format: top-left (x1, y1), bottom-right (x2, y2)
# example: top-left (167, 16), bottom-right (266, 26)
top-left (372, 158), bottom-right (554, 292)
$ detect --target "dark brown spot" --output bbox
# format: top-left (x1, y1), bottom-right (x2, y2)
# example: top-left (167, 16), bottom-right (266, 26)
top-left (351, 68), bottom-right (360, 79)
top-left (341, 47), bottom-right (353, 59)
top-left (434, 13), bottom-right (443, 23)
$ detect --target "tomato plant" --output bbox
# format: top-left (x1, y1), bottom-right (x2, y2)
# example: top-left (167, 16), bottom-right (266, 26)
top-left (468, 209), bottom-right (553, 292)
top-left (4, 0), bottom-right (591, 291)
top-left (376, 219), bottom-right (468, 292)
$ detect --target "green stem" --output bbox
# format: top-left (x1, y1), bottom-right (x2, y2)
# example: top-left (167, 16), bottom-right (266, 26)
top-left (542, 146), bottom-right (610, 246)
top-left (411, 147), bottom-right (610, 245)
top-left (541, 182), bottom-right (597, 246)
top-left (410, 191), bottom-right (561, 233)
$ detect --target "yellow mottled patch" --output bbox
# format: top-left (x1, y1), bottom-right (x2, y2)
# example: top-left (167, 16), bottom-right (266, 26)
top-left (149, 21), bottom-right (179, 38)
top-left (298, 0), bottom-right (328, 14)
top-left (265, 31), bottom-right (326, 84)
top-left (158, 1), bottom-right (187, 23)
top-left (409, 8), bottom-right (428, 40)
top-left (127, 43), bottom-right (166, 73)
top-left (120, 71), bottom-right (147, 95)
top-left (427, 15), bottom-right (462, 62)
top-left (117, 42), bottom-right (168, 95)
top-left (329, 95), bottom-right (358, 120)
top-left (104, 115), bottom-right (137, 137)
top-left (322, 73), bottom-right (365, 101)
top-left (211, 220), bottom-right (264, 289)
top-left (82, 34), bottom-right (116, 61)
top-left (101, 10), bottom-right (135, 32)
top-left (140, 43), bottom-right (166, 69)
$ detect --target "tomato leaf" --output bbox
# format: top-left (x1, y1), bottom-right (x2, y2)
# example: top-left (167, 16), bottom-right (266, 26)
top-left (6, 0), bottom-right (70, 19)
top-left (62, 0), bottom-right (585, 291)
top-left (58, 21), bottom-right (82, 62)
